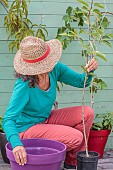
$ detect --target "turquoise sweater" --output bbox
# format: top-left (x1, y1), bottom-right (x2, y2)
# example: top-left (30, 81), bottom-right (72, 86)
top-left (2, 62), bottom-right (93, 149)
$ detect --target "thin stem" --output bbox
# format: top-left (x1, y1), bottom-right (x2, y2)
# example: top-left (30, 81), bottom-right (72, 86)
top-left (90, 81), bottom-right (94, 108)
top-left (82, 46), bottom-right (88, 64)
top-left (99, 0), bottom-right (107, 27)
top-left (41, 15), bottom-right (45, 25)
top-left (0, 1), bottom-right (8, 13)
top-left (88, 0), bottom-right (94, 112)
top-left (88, 0), bottom-right (94, 46)
top-left (77, 36), bottom-right (88, 64)
top-left (101, 12), bottom-right (113, 15)
top-left (82, 75), bottom-right (89, 157)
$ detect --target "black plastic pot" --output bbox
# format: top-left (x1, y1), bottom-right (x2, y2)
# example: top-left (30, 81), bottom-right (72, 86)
top-left (77, 151), bottom-right (99, 170)
top-left (0, 131), bottom-right (10, 164)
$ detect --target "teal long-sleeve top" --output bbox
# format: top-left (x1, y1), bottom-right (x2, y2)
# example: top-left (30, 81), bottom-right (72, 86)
top-left (2, 62), bottom-right (93, 149)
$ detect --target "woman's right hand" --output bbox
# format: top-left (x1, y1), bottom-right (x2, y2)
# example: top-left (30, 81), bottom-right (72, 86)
top-left (13, 146), bottom-right (27, 166)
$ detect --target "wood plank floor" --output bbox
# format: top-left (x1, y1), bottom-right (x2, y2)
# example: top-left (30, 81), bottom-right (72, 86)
top-left (0, 150), bottom-right (113, 170)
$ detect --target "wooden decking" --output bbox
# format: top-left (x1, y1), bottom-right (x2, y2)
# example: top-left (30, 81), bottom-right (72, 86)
top-left (97, 150), bottom-right (113, 170)
top-left (0, 154), bottom-right (11, 170)
top-left (0, 150), bottom-right (113, 170)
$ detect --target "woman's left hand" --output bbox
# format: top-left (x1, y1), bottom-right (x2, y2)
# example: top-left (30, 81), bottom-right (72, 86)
top-left (86, 58), bottom-right (98, 73)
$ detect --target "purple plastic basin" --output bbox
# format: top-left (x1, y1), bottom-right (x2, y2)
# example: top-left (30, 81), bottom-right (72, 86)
top-left (6, 138), bottom-right (66, 170)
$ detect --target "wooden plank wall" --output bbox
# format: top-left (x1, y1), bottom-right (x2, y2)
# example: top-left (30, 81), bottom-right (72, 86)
top-left (0, 0), bottom-right (113, 148)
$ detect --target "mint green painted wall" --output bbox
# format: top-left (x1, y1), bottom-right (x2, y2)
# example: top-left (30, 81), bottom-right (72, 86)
top-left (0, 0), bottom-right (113, 148)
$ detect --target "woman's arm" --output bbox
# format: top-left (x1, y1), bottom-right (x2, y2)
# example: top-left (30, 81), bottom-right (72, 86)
top-left (2, 79), bottom-right (30, 149)
top-left (56, 59), bottom-right (98, 88)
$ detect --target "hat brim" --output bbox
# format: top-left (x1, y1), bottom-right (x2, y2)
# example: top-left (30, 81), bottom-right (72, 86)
top-left (14, 39), bottom-right (62, 75)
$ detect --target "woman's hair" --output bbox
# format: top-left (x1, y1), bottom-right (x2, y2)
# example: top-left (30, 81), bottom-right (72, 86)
top-left (15, 72), bottom-right (39, 88)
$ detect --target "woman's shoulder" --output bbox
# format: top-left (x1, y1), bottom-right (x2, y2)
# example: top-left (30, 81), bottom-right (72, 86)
top-left (15, 78), bottom-right (28, 84)
top-left (51, 62), bottom-right (68, 79)
top-left (14, 78), bottom-right (29, 90)
top-left (54, 61), bottom-right (67, 71)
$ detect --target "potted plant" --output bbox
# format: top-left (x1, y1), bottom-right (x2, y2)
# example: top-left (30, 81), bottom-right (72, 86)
top-left (56, 0), bottom-right (113, 169)
top-left (88, 112), bottom-right (113, 158)
top-left (0, 116), bottom-right (10, 164)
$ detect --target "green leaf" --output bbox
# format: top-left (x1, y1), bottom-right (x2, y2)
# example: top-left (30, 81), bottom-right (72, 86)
top-left (101, 17), bottom-right (110, 28)
top-left (92, 78), bottom-right (107, 91)
top-left (63, 15), bottom-right (71, 24)
top-left (36, 29), bottom-right (46, 40)
top-left (102, 35), bottom-right (111, 40)
top-left (59, 33), bottom-right (68, 36)
top-left (78, 17), bottom-right (84, 27)
top-left (31, 24), bottom-right (38, 28)
top-left (93, 112), bottom-right (113, 130)
top-left (101, 84), bottom-right (107, 90)
top-left (81, 65), bottom-right (87, 72)
top-left (25, 18), bottom-right (33, 25)
top-left (66, 6), bottom-right (73, 15)
top-left (105, 33), bottom-right (113, 38)
top-left (97, 28), bottom-right (103, 35)
top-left (92, 125), bottom-right (101, 130)
top-left (70, 30), bottom-right (78, 35)
top-left (0, 0), bottom-right (8, 7)
top-left (104, 120), bottom-right (109, 126)
top-left (95, 122), bottom-right (103, 128)
top-left (77, 0), bottom-right (89, 7)
top-left (9, 41), bottom-right (15, 52)
top-left (81, 6), bottom-right (89, 11)
top-left (94, 3), bottom-right (104, 9)
top-left (79, 29), bottom-right (86, 34)
top-left (66, 23), bottom-right (71, 30)
top-left (102, 40), bottom-right (112, 47)
top-left (93, 9), bottom-right (102, 16)
top-left (57, 28), bottom-right (67, 41)
top-left (42, 27), bottom-right (48, 37)
top-left (96, 51), bottom-right (107, 62)
top-left (28, 29), bottom-right (34, 35)
top-left (88, 72), bottom-right (97, 77)
top-left (92, 122), bottom-right (103, 130)
top-left (91, 32), bottom-right (100, 38)
top-left (57, 83), bottom-right (60, 93)
top-left (100, 80), bottom-right (107, 90)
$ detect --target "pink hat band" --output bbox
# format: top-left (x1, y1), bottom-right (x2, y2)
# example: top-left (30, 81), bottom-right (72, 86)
top-left (22, 45), bottom-right (50, 63)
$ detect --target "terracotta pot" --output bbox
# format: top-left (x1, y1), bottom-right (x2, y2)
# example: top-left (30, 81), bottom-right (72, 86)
top-left (0, 131), bottom-right (10, 164)
top-left (88, 129), bottom-right (111, 158)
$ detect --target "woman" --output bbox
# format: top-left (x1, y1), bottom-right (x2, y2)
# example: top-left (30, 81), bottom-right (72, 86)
top-left (2, 36), bottom-right (98, 170)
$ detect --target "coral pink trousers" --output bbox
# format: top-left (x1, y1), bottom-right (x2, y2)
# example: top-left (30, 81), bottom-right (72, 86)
top-left (20, 106), bottom-right (94, 166)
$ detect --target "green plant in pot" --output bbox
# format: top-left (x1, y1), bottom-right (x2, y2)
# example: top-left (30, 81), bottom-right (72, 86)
top-left (0, 116), bottom-right (10, 164)
top-left (56, 0), bottom-right (113, 169)
top-left (0, 116), bottom-right (3, 132)
top-left (88, 112), bottom-right (113, 158)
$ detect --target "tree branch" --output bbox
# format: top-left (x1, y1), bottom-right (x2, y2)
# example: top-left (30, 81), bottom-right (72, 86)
top-left (0, 1), bottom-right (8, 13)
top-left (101, 12), bottom-right (113, 16)
top-left (82, 75), bottom-right (89, 157)
top-left (88, 0), bottom-right (94, 45)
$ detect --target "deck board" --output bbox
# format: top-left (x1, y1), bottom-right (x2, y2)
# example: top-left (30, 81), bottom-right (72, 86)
top-left (0, 150), bottom-right (113, 170)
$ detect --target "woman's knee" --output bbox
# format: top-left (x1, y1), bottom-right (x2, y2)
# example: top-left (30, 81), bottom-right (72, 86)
top-left (66, 131), bottom-right (83, 150)
top-left (75, 131), bottom-right (83, 147)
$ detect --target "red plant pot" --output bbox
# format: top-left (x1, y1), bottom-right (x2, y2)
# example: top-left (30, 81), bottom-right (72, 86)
top-left (88, 129), bottom-right (111, 158)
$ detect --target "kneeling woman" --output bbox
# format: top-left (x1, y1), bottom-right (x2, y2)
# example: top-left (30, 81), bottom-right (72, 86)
top-left (2, 36), bottom-right (98, 170)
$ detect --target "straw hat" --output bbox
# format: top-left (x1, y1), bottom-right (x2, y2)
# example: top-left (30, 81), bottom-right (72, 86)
top-left (14, 36), bottom-right (62, 75)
